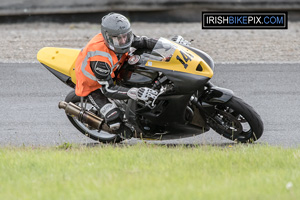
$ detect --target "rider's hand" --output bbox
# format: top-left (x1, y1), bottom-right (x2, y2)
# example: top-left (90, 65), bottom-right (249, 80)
top-left (127, 87), bottom-right (158, 102)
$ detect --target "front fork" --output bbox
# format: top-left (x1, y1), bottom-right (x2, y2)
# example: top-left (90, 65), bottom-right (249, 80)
top-left (190, 81), bottom-right (234, 124)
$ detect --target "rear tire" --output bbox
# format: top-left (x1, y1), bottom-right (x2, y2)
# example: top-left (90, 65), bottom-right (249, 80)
top-left (65, 90), bottom-right (123, 143)
top-left (208, 96), bottom-right (264, 143)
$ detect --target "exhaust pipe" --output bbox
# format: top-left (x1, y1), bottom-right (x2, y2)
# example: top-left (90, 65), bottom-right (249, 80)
top-left (58, 101), bottom-right (110, 132)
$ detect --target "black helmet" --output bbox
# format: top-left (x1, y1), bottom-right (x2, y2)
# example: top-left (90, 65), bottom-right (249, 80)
top-left (101, 13), bottom-right (133, 54)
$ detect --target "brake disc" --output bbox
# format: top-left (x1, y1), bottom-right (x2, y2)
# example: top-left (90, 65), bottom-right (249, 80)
top-left (213, 109), bottom-right (243, 135)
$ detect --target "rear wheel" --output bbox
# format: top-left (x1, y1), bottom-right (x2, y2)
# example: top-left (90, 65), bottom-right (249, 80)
top-left (207, 96), bottom-right (264, 143)
top-left (65, 90), bottom-right (123, 143)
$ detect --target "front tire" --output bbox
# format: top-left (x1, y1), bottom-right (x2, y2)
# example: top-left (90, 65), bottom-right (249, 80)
top-left (65, 90), bottom-right (123, 143)
top-left (208, 96), bottom-right (264, 143)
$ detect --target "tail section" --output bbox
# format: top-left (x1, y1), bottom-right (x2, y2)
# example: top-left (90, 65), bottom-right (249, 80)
top-left (37, 47), bottom-right (80, 87)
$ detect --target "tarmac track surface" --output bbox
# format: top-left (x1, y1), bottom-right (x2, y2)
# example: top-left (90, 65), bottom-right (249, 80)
top-left (0, 62), bottom-right (300, 147)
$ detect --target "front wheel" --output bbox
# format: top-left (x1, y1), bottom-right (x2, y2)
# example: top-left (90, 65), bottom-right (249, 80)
top-left (65, 90), bottom-right (123, 143)
top-left (207, 96), bottom-right (264, 143)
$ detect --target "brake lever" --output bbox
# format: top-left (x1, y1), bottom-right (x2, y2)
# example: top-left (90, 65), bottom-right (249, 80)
top-left (150, 86), bottom-right (167, 108)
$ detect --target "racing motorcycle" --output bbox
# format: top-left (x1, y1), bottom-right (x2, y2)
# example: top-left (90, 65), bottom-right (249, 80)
top-left (37, 37), bottom-right (263, 143)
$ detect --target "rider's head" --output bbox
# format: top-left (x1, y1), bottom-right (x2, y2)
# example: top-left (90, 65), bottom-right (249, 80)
top-left (101, 13), bottom-right (133, 54)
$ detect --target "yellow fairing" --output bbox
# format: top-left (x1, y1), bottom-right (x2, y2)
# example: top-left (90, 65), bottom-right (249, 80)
top-left (145, 45), bottom-right (213, 78)
top-left (37, 47), bottom-right (80, 84)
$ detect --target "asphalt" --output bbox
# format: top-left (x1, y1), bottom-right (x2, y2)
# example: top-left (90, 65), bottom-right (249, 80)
top-left (1, 62), bottom-right (300, 147)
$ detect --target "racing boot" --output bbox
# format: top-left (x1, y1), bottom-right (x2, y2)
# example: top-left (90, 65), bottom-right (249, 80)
top-left (100, 103), bottom-right (133, 139)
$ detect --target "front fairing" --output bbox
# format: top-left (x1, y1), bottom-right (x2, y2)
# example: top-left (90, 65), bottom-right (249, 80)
top-left (138, 38), bottom-right (214, 79)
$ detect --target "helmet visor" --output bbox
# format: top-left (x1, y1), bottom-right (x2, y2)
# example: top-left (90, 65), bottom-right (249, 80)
top-left (110, 31), bottom-right (133, 48)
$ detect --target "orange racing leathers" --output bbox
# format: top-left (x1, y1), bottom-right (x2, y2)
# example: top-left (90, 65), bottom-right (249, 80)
top-left (75, 33), bottom-right (157, 100)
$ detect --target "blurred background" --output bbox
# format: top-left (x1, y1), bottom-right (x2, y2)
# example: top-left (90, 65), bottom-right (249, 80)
top-left (1, 0), bottom-right (300, 23)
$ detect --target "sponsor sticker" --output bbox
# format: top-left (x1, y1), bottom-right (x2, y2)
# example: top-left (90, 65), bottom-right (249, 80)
top-left (128, 55), bottom-right (141, 65)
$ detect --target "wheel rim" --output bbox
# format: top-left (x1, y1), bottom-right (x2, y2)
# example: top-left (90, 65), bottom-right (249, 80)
top-left (72, 102), bottom-right (117, 140)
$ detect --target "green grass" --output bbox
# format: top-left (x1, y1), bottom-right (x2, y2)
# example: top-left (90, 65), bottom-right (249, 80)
top-left (0, 143), bottom-right (299, 200)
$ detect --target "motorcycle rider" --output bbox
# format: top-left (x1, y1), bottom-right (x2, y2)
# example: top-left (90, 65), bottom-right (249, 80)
top-left (75, 12), bottom-right (159, 132)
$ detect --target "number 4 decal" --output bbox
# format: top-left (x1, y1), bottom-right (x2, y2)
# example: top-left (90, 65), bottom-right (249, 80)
top-left (176, 50), bottom-right (192, 69)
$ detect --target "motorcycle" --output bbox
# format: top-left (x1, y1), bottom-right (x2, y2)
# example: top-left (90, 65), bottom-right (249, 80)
top-left (37, 37), bottom-right (263, 143)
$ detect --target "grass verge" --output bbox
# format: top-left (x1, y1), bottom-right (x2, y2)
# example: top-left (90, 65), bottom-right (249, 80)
top-left (0, 143), bottom-right (299, 200)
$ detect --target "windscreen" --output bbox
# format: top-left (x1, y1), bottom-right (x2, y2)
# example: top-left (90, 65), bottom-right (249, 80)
top-left (137, 38), bottom-right (178, 65)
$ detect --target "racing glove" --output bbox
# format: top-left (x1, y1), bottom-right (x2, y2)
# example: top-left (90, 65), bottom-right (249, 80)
top-left (127, 87), bottom-right (158, 103)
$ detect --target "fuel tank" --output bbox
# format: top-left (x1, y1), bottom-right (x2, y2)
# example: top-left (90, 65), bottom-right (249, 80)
top-left (117, 66), bottom-right (159, 87)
